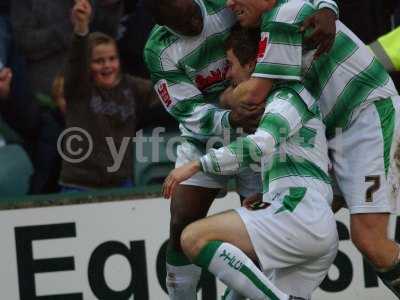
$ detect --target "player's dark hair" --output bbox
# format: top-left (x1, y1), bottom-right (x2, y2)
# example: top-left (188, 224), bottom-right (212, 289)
top-left (224, 23), bottom-right (260, 66)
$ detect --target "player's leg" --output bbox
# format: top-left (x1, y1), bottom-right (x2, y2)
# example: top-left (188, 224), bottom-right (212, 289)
top-left (166, 141), bottom-right (228, 300)
top-left (329, 97), bottom-right (400, 295)
top-left (350, 212), bottom-right (400, 295)
top-left (224, 167), bottom-right (263, 299)
top-left (181, 209), bottom-right (290, 300)
top-left (351, 213), bottom-right (397, 268)
top-left (234, 188), bottom-right (337, 299)
top-left (166, 184), bottom-right (220, 300)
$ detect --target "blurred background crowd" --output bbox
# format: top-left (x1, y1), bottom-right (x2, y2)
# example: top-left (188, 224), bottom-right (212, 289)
top-left (0, 0), bottom-right (399, 196)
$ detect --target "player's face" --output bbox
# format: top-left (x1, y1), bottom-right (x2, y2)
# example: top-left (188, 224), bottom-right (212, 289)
top-left (227, 0), bottom-right (269, 28)
top-left (226, 49), bottom-right (254, 87)
top-left (90, 43), bottom-right (120, 89)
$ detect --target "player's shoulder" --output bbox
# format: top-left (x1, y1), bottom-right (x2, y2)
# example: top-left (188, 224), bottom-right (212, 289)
top-left (268, 85), bottom-right (302, 104)
top-left (144, 25), bottom-right (179, 57)
top-left (262, 0), bottom-right (315, 25)
top-left (269, 82), bottom-right (318, 116)
top-left (201, 0), bottom-right (228, 15)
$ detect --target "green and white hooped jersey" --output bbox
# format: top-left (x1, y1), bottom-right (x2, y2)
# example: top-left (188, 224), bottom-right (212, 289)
top-left (143, 0), bottom-right (336, 143)
top-left (254, 0), bottom-right (398, 138)
top-left (144, 0), bottom-right (236, 142)
top-left (200, 83), bottom-right (332, 204)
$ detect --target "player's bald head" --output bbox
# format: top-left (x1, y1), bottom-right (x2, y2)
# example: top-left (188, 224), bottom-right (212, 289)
top-left (144, 0), bottom-right (203, 36)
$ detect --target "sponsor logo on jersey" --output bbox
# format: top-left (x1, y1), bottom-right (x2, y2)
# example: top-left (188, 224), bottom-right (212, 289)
top-left (195, 64), bottom-right (229, 91)
top-left (155, 80), bottom-right (172, 108)
top-left (257, 32), bottom-right (270, 62)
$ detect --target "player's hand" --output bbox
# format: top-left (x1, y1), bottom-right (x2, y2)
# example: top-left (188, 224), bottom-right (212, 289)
top-left (0, 68), bottom-right (13, 99)
top-left (162, 161), bottom-right (201, 199)
top-left (243, 193), bottom-right (263, 209)
top-left (71, 0), bottom-right (92, 35)
top-left (300, 7), bottom-right (336, 58)
top-left (229, 102), bottom-right (265, 133)
top-left (219, 86), bottom-right (235, 109)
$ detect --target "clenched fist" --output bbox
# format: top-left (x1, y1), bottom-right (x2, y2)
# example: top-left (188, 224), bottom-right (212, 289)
top-left (71, 0), bottom-right (92, 35)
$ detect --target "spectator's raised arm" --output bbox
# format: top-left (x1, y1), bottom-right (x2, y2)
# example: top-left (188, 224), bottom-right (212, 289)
top-left (64, 0), bottom-right (92, 101)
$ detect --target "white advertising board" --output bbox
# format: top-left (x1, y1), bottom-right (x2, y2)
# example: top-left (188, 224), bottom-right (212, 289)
top-left (0, 192), bottom-right (398, 299)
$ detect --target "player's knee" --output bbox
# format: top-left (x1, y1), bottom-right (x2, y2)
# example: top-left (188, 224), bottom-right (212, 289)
top-left (170, 198), bottom-right (206, 249)
top-left (181, 223), bottom-right (208, 261)
top-left (170, 209), bottom-right (194, 245)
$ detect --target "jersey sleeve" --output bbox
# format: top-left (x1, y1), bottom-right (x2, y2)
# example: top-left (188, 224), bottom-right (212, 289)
top-left (144, 48), bottom-right (231, 138)
top-left (310, 0), bottom-right (339, 16)
top-left (253, 19), bottom-right (304, 81)
top-left (200, 88), bottom-right (314, 175)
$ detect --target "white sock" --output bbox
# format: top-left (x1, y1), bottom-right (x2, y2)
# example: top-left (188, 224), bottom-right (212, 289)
top-left (195, 241), bottom-right (289, 300)
top-left (166, 263), bottom-right (202, 300)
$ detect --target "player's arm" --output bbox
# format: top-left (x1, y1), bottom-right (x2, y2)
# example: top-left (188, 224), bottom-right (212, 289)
top-left (218, 76), bottom-right (273, 130)
top-left (308, 0), bottom-right (338, 16)
top-left (162, 90), bottom-right (311, 198)
top-left (219, 86), bottom-right (234, 109)
top-left (219, 85), bottom-right (266, 133)
top-left (224, 20), bottom-right (303, 109)
top-left (145, 47), bottom-right (251, 137)
top-left (200, 90), bottom-right (311, 175)
top-left (231, 77), bottom-right (273, 106)
top-left (302, 0), bottom-right (338, 57)
top-left (153, 73), bottom-right (231, 137)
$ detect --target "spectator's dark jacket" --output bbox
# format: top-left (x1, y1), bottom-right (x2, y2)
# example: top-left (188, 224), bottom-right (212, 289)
top-left (0, 0), bottom-right (9, 15)
top-left (11, 0), bottom-right (74, 96)
top-left (118, 0), bottom-right (154, 77)
top-left (91, 0), bottom-right (124, 38)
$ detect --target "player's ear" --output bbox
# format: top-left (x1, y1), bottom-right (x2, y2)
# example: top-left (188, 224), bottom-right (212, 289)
top-left (247, 59), bottom-right (257, 74)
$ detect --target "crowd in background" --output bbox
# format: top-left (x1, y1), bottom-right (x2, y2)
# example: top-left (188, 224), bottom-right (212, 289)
top-left (0, 0), bottom-right (399, 196)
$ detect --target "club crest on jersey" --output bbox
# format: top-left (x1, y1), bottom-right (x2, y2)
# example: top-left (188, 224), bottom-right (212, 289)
top-left (155, 80), bottom-right (172, 108)
top-left (195, 64), bottom-right (229, 91)
top-left (257, 32), bottom-right (270, 62)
